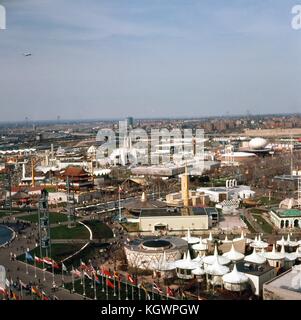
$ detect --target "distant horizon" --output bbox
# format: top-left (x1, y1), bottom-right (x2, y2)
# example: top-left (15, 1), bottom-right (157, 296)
top-left (0, 111), bottom-right (300, 126)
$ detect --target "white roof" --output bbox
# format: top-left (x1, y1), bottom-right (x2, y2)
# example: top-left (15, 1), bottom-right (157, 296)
top-left (192, 254), bottom-right (205, 263)
top-left (263, 244), bottom-right (285, 261)
top-left (203, 245), bottom-right (231, 266)
top-left (244, 247), bottom-right (267, 264)
top-left (202, 232), bottom-right (213, 244)
top-left (280, 244), bottom-right (297, 262)
top-left (291, 247), bottom-right (301, 259)
top-left (182, 228), bottom-right (200, 245)
top-left (206, 259), bottom-right (230, 276)
top-left (192, 266), bottom-right (206, 276)
top-left (222, 264), bottom-right (249, 284)
top-left (250, 235), bottom-right (269, 249)
top-left (154, 252), bottom-right (176, 271)
top-left (222, 235), bottom-right (232, 244)
top-left (174, 250), bottom-right (200, 270)
top-left (192, 237), bottom-right (208, 251)
top-left (223, 243), bottom-right (245, 262)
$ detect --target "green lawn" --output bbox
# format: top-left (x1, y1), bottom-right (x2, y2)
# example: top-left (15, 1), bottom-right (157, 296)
top-left (253, 214), bottom-right (274, 234)
top-left (257, 197), bottom-right (279, 206)
top-left (17, 243), bottom-right (83, 265)
top-left (18, 212), bottom-right (69, 224)
top-left (50, 223), bottom-right (89, 240)
top-left (240, 214), bottom-right (256, 233)
top-left (82, 220), bottom-right (113, 239)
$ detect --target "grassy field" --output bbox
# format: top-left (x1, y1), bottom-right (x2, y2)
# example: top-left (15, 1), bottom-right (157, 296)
top-left (253, 214), bottom-right (274, 234)
top-left (65, 278), bottom-right (163, 301)
top-left (50, 223), bottom-right (89, 240)
top-left (17, 243), bottom-right (83, 265)
top-left (240, 214), bottom-right (256, 233)
top-left (82, 220), bottom-right (113, 239)
top-left (257, 197), bottom-right (279, 206)
top-left (18, 212), bottom-right (69, 224)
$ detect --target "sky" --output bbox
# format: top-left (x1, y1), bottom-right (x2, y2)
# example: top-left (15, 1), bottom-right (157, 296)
top-left (0, 0), bottom-right (301, 121)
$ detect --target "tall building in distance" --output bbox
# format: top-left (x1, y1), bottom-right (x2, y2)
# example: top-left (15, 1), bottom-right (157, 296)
top-left (126, 116), bottom-right (134, 128)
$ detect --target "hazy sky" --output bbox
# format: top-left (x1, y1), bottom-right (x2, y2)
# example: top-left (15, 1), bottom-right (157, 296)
top-left (0, 0), bottom-right (301, 121)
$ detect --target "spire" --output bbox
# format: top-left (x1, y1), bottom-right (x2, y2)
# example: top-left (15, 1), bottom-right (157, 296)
top-left (186, 250), bottom-right (191, 262)
top-left (272, 244), bottom-right (276, 254)
top-left (225, 235), bottom-right (228, 242)
top-left (141, 192), bottom-right (147, 202)
top-left (287, 233), bottom-right (291, 242)
top-left (240, 230), bottom-right (244, 239)
top-left (280, 244), bottom-right (285, 254)
top-left (187, 228), bottom-right (191, 239)
top-left (208, 232), bottom-right (213, 241)
top-left (214, 245), bottom-right (218, 257)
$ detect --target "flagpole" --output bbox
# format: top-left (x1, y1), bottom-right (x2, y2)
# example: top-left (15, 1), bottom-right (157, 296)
top-left (34, 256), bottom-right (37, 278)
top-left (118, 279), bottom-right (121, 300)
top-left (152, 284), bottom-right (154, 300)
top-left (105, 276), bottom-right (108, 300)
top-left (113, 276), bottom-right (116, 297)
top-left (61, 265), bottom-right (64, 288)
top-left (43, 260), bottom-right (46, 281)
top-left (83, 271), bottom-right (86, 297)
top-left (19, 280), bottom-right (23, 300)
top-left (94, 274), bottom-right (97, 300)
top-left (131, 284), bottom-right (134, 300)
top-left (25, 251), bottom-right (28, 275)
top-left (72, 267), bottom-right (75, 293)
top-left (101, 272), bottom-right (104, 292)
top-left (138, 282), bottom-right (141, 301)
top-left (125, 278), bottom-right (128, 300)
top-left (52, 262), bottom-right (55, 287)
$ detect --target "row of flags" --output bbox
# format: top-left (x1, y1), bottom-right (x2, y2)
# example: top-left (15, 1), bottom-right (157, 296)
top-left (71, 260), bottom-right (177, 299)
top-left (25, 252), bottom-right (67, 271)
top-left (0, 277), bottom-right (51, 301)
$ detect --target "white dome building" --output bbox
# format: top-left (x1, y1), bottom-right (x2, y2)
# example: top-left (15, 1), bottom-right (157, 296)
top-left (244, 247), bottom-right (267, 265)
top-left (174, 250), bottom-right (200, 279)
top-left (222, 264), bottom-right (249, 292)
top-left (250, 235), bottom-right (269, 250)
top-left (203, 245), bottom-right (231, 268)
top-left (192, 237), bottom-right (208, 255)
top-left (182, 229), bottom-right (200, 245)
top-left (223, 243), bottom-right (245, 262)
top-left (153, 251), bottom-right (176, 279)
top-left (263, 244), bottom-right (285, 268)
top-left (206, 257), bottom-right (230, 288)
top-left (249, 137), bottom-right (268, 150)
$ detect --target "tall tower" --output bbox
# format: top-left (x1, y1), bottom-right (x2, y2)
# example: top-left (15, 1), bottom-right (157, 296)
top-left (38, 189), bottom-right (51, 258)
top-left (31, 158), bottom-right (36, 187)
top-left (298, 176), bottom-right (301, 209)
top-left (66, 176), bottom-right (76, 229)
top-left (181, 166), bottom-right (189, 207)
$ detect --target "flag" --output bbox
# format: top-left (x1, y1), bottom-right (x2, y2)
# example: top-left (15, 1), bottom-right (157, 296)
top-left (53, 261), bottom-right (60, 269)
top-left (94, 275), bottom-right (101, 285)
top-left (84, 271), bottom-right (92, 280)
top-left (31, 286), bottom-right (40, 296)
top-left (153, 282), bottom-right (163, 294)
top-left (42, 291), bottom-right (50, 300)
top-left (5, 278), bottom-right (10, 288)
top-left (62, 263), bottom-right (67, 272)
top-left (114, 271), bottom-right (120, 279)
top-left (102, 268), bottom-right (112, 278)
top-left (43, 257), bottom-right (53, 265)
top-left (106, 279), bottom-right (114, 289)
top-left (127, 274), bottom-right (136, 285)
top-left (0, 286), bottom-right (6, 295)
top-left (139, 282), bottom-right (150, 300)
top-left (71, 269), bottom-right (81, 278)
top-left (25, 252), bottom-right (34, 261)
top-left (167, 287), bottom-right (174, 297)
top-left (19, 280), bottom-right (27, 289)
top-left (118, 185), bottom-right (124, 193)
top-left (80, 260), bottom-right (87, 270)
top-left (35, 256), bottom-right (43, 264)
top-left (12, 292), bottom-right (19, 300)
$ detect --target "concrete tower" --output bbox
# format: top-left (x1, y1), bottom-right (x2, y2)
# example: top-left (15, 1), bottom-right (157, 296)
top-left (181, 166), bottom-right (189, 207)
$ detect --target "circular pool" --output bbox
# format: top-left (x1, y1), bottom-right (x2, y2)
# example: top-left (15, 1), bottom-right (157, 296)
top-left (0, 225), bottom-right (14, 247)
